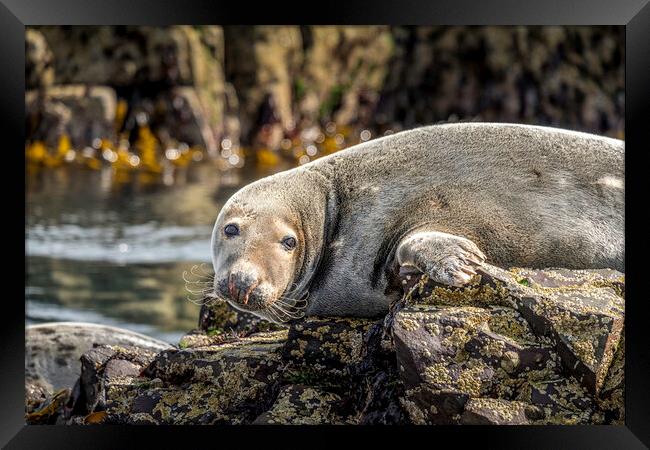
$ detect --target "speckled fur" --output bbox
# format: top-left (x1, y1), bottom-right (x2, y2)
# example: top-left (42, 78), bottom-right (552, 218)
top-left (212, 123), bottom-right (624, 319)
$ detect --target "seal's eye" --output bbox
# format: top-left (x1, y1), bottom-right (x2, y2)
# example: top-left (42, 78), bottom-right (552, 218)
top-left (282, 236), bottom-right (297, 250)
top-left (224, 223), bottom-right (240, 237)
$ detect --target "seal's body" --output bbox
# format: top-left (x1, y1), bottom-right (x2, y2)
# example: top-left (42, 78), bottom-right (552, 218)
top-left (211, 123), bottom-right (624, 322)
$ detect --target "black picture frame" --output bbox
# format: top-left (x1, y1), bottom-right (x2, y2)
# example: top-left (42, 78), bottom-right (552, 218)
top-left (4, 0), bottom-right (649, 448)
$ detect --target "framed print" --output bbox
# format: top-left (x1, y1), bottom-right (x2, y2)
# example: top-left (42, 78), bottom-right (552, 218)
top-left (2, 0), bottom-right (649, 448)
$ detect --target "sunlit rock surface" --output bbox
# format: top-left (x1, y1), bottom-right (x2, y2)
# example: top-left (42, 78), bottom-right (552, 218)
top-left (393, 265), bottom-right (624, 425)
top-left (25, 265), bottom-right (624, 425)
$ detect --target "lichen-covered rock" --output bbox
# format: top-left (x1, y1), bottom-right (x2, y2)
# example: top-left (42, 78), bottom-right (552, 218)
top-left (104, 331), bottom-right (288, 424)
top-left (508, 268), bottom-right (624, 395)
top-left (393, 304), bottom-right (551, 424)
top-left (177, 329), bottom-right (237, 350)
top-left (392, 265), bottom-right (624, 425)
top-left (196, 301), bottom-right (284, 339)
top-left (460, 398), bottom-right (534, 425)
top-left (282, 316), bottom-right (375, 380)
top-left (45, 266), bottom-right (623, 426)
top-left (78, 344), bottom-right (159, 415)
top-left (253, 385), bottom-right (346, 425)
top-left (595, 331), bottom-right (625, 424)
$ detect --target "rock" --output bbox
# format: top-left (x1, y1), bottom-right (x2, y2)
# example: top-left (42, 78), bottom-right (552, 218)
top-left (26, 85), bottom-right (117, 149)
top-left (392, 265), bottom-right (624, 425)
top-left (50, 266), bottom-right (623, 426)
top-left (517, 377), bottom-right (595, 424)
top-left (104, 330), bottom-right (288, 424)
top-left (376, 26), bottom-right (624, 139)
top-left (300, 26), bottom-right (393, 127)
top-left (78, 344), bottom-right (159, 415)
top-left (282, 316), bottom-right (374, 380)
top-left (595, 331), bottom-right (625, 424)
top-left (394, 305), bottom-right (523, 424)
top-left (253, 385), bottom-right (346, 425)
top-left (33, 26), bottom-right (222, 88)
top-left (27, 26), bottom-right (228, 153)
top-left (179, 301), bottom-right (285, 349)
top-left (224, 26), bottom-right (303, 146)
top-left (460, 398), bottom-right (533, 425)
top-left (26, 29), bottom-right (54, 88)
top-left (25, 377), bottom-right (52, 415)
top-left (25, 322), bottom-right (172, 415)
top-left (508, 268), bottom-right (624, 395)
top-left (25, 388), bottom-right (71, 425)
top-left (25, 26), bottom-right (624, 163)
top-left (196, 301), bottom-right (284, 339)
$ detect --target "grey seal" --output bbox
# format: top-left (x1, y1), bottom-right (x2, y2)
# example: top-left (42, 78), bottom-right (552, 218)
top-left (210, 123), bottom-right (624, 322)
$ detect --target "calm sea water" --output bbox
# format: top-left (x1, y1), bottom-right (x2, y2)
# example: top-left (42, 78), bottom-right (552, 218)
top-left (25, 162), bottom-right (285, 343)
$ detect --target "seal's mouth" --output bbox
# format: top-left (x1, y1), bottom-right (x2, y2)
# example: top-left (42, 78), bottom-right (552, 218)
top-left (226, 293), bottom-right (309, 324)
top-left (216, 275), bottom-right (309, 323)
top-left (182, 265), bottom-right (309, 324)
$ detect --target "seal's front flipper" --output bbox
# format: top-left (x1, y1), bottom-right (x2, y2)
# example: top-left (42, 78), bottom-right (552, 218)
top-left (395, 230), bottom-right (486, 287)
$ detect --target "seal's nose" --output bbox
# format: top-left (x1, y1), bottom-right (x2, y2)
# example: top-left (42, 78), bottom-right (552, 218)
top-left (228, 271), bottom-right (259, 305)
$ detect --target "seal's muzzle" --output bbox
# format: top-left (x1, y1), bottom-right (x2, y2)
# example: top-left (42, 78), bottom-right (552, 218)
top-left (227, 271), bottom-right (259, 306)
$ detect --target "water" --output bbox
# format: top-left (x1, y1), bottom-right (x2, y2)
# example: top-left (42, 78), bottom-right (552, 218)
top-left (25, 162), bottom-right (283, 344)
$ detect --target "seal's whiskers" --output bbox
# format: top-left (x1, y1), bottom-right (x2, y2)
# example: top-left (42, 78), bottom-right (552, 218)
top-left (266, 304), bottom-right (285, 323)
top-left (183, 264), bottom-right (215, 281)
top-left (186, 291), bottom-right (223, 306)
top-left (183, 264), bottom-right (223, 307)
top-left (185, 286), bottom-right (214, 295)
top-left (276, 292), bottom-right (309, 310)
top-left (268, 304), bottom-right (293, 322)
top-left (270, 301), bottom-right (305, 319)
top-left (274, 300), bottom-right (306, 313)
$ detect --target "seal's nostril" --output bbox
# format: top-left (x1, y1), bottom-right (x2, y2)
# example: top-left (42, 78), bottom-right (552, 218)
top-left (241, 281), bottom-right (258, 305)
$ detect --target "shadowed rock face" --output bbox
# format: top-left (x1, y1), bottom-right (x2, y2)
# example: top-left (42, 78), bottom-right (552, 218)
top-left (26, 266), bottom-right (624, 425)
top-left (25, 322), bottom-right (172, 419)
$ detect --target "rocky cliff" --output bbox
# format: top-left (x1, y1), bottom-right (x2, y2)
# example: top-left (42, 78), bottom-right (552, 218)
top-left (26, 26), bottom-right (624, 175)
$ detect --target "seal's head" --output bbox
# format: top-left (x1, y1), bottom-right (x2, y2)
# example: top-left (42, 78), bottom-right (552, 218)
top-left (210, 172), bottom-right (330, 323)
